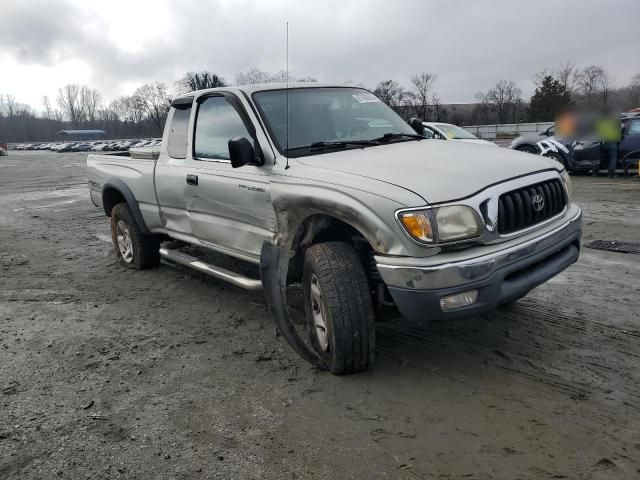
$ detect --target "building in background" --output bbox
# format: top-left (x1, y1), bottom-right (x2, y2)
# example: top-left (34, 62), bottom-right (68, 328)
top-left (57, 130), bottom-right (107, 141)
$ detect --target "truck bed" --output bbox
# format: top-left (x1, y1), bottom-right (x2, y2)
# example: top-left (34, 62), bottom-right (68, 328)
top-left (87, 151), bottom-right (161, 228)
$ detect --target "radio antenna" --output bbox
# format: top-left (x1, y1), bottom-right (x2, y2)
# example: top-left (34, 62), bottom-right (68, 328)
top-left (285, 20), bottom-right (290, 170)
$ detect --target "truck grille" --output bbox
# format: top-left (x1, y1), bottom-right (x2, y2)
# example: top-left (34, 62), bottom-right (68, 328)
top-left (498, 179), bottom-right (567, 234)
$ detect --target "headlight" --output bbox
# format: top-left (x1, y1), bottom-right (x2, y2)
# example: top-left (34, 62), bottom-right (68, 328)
top-left (434, 205), bottom-right (482, 242)
top-left (397, 205), bottom-right (482, 244)
top-left (561, 170), bottom-right (573, 203)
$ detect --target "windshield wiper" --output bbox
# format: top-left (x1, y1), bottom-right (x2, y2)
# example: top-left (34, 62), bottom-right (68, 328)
top-left (284, 134), bottom-right (422, 154)
top-left (372, 132), bottom-right (425, 142)
top-left (285, 140), bottom-right (379, 153)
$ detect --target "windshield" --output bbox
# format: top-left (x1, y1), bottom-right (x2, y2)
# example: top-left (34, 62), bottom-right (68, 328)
top-left (253, 87), bottom-right (418, 156)
top-left (435, 124), bottom-right (478, 140)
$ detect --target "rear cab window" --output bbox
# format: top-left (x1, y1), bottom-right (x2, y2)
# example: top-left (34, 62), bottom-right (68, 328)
top-left (167, 104), bottom-right (192, 159)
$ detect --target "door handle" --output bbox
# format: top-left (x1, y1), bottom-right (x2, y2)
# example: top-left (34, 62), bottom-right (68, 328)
top-left (186, 174), bottom-right (198, 186)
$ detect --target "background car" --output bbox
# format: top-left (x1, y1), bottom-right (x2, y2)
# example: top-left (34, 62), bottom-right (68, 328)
top-left (508, 125), bottom-right (557, 153)
top-left (0, 143), bottom-right (8, 156)
top-left (573, 117), bottom-right (640, 174)
top-left (422, 122), bottom-right (497, 147)
top-left (55, 143), bottom-right (74, 152)
top-left (72, 143), bottom-right (93, 152)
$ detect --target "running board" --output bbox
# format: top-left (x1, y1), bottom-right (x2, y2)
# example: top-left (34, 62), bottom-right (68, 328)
top-left (159, 248), bottom-right (263, 291)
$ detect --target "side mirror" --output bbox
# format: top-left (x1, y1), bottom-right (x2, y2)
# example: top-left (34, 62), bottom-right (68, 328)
top-left (409, 118), bottom-right (425, 135)
top-left (228, 137), bottom-right (260, 168)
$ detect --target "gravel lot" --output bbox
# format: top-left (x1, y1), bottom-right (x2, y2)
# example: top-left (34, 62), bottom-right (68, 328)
top-left (1, 151), bottom-right (640, 479)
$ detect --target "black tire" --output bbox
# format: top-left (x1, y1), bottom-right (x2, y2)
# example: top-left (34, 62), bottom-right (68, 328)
top-left (544, 151), bottom-right (568, 169)
top-left (110, 203), bottom-right (160, 270)
top-left (516, 144), bottom-right (538, 154)
top-left (302, 242), bottom-right (375, 374)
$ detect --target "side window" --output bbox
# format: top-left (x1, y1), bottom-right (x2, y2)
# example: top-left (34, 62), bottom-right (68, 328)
top-left (194, 96), bottom-right (251, 161)
top-left (422, 127), bottom-right (435, 139)
top-left (628, 120), bottom-right (640, 135)
top-left (167, 106), bottom-right (191, 159)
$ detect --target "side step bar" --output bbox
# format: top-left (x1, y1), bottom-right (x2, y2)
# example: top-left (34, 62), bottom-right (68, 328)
top-left (159, 248), bottom-right (263, 291)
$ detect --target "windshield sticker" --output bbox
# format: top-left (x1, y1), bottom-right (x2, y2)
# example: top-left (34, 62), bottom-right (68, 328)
top-left (352, 93), bottom-right (380, 104)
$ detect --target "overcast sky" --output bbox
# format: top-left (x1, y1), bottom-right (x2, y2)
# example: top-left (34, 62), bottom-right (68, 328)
top-left (1, 0), bottom-right (638, 110)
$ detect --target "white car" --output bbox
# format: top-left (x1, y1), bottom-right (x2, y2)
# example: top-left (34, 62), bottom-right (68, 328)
top-left (422, 122), bottom-right (497, 147)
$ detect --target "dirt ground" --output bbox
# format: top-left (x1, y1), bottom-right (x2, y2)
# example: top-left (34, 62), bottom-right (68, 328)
top-left (1, 151), bottom-right (640, 480)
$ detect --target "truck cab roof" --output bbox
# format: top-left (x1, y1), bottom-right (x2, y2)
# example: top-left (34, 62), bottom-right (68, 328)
top-left (171, 83), bottom-right (349, 105)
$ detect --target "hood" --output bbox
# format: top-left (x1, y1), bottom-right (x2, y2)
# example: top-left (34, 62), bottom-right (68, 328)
top-left (295, 140), bottom-right (561, 204)
top-left (451, 138), bottom-right (498, 147)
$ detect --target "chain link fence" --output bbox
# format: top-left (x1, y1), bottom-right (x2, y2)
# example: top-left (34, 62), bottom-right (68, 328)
top-left (462, 122), bottom-right (554, 140)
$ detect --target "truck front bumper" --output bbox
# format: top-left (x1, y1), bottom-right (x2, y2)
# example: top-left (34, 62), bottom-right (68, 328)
top-left (376, 207), bottom-right (582, 322)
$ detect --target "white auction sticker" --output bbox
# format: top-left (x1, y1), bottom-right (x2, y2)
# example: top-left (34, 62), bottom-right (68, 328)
top-left (352, 93), bottom-right (380, 103)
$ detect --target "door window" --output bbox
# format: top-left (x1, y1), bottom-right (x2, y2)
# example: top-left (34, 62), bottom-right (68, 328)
top-left (627, 120), bottom-right (640, 135)
top-left (194, 96), bottom-right (251, 161)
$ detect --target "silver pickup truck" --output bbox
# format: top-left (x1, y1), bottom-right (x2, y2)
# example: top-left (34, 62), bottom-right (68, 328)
top-left (87, 83), bottom-right (582, 374)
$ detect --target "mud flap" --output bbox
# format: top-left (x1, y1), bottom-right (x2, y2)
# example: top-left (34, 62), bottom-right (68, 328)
top-left (259, 242), bottom-right (328, 370)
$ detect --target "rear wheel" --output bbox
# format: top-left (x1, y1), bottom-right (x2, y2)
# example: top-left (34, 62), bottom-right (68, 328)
top-left (110, 203), bottom-right (160, 270)
top-left (303, 242), bottom-right (375, 374)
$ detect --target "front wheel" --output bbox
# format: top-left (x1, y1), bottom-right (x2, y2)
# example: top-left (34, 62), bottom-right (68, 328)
top-left (110, 203), bottom-right (160, 270)
top-left (516, 144), bottom-right (538, 154)
top-left (303, 242), bottom-right (376, 374)
top-left (544, 151), bottom-right (568, 169)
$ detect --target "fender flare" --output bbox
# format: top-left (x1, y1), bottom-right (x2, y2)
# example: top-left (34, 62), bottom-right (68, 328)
top-left (259, 241), bottom-right (328, 370)
top-left (102, 177), bottom-right (151, 235)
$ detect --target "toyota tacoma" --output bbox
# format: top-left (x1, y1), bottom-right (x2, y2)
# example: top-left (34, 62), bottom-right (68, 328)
top-left (87, 84), bottom-right (582, 374)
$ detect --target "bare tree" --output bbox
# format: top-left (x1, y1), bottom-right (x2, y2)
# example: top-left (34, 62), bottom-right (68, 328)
top-left (120, 96), bottom-right (145, 136)
top-left (134, 83), bottom-right (171, 132)
top-left (628, 73), bottom-right (640, 107)
top-left (176, 71), bottom-right (226, 94)
top-left (235, 68), bottom-right (276, 85)
top-left (296, 75), bottom-right (317, 82)
top-left (555, 61), bottom-right (580, 97)
top-left (533, 68), bottom-right (553, 89)
top-left (42, 96), bottom-right (53, 122)
top-left (234, 67), bottom-right (314, 85)
top-left (576, 65), bottom-right (612, 107)
top-left (431, 94), bottom-right (444, 121)
top-left (80, 87), bottom-right (102, 125)
top-left (56, 84), bottom-right (84, 127)
top-left (373, 80), bottom-right (406, 108)
top-left (409, 73), bottom-right (437, 120)
top-left (478, 80), bottom-right (522, 123)
top-left (0, 94), bottom-right (17, 117)
top-left (473, 92), bottom-right (492, 124)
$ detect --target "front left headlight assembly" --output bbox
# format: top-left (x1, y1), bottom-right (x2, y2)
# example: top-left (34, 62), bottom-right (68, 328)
top-left (398, 205), bottom-right (483, 244)
top-left (561, 170), bottom-right (573, 203)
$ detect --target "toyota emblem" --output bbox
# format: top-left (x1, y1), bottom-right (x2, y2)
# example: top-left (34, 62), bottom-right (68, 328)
top-left (532, 194), bottom-right (545, 212)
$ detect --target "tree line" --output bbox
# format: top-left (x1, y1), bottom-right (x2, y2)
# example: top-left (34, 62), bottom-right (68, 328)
top-left (0, 68), bottom-right (315, 143)
top-left (2, 63), bottom-right (639, 143)
top-left (376, 62), bottom-right (640, 125)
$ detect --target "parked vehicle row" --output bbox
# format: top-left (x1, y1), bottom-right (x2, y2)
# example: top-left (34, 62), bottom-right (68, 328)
top-left (10, 139), bottom-right (161, 153)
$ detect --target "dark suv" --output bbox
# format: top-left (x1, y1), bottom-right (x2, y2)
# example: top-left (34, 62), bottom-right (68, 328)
top-left (572, 117), bottom-right (640, 174)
